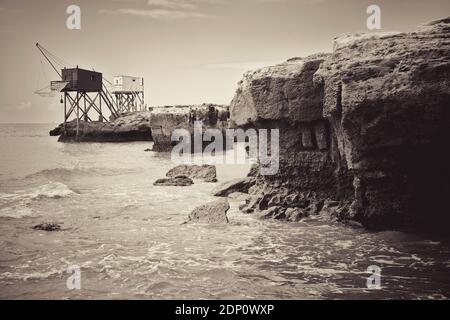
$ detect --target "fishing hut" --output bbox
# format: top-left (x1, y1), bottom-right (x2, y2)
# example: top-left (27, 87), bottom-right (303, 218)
top-left (34, 43), bottom-right (145, 138)
top-left (112, 75), bottom-right (145, 113)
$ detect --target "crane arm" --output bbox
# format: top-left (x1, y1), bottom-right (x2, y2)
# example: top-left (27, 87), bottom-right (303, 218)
top-left (36, 43), bottom-right (62, 78)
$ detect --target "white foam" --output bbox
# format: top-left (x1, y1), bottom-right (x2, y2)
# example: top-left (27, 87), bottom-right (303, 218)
top-left (0, 182), bottom-right (75, 218)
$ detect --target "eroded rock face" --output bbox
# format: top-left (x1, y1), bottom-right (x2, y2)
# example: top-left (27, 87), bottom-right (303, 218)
top-left (230, 17), bottom-right (450, 231)
top-left (314, 17), bottom-right (450, 230)
top-left (150, 104), bottom-right (230, 152)
top-left (188, 198), bottom-right (230, 224)
top-left (231, 54), bottom-right (353, 199)
top-left (231, 54), bottom-right (329, 126)
top-left (212, 177), bottom-right (256, 197)
top-left (166, 164), bottom-right (217, 183)
top-left (230, 54), bottom-right (353, 220)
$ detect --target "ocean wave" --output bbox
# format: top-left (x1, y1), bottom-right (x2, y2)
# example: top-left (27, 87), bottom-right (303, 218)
top-left (25, 168), bottom-right (89, 180)
top-left (0, 268), bottom-right (65, 281)
top-left (25, 167), bottom-right (138, 181)
top-left (0, 182), bottom-right (75, 218)
top-left (0, 261), bottom-right (93, 281)
top-left (4, 181), bottom-right (75, 200)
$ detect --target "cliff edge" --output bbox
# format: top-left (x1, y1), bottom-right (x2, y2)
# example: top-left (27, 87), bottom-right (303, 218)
top-left (230, 17), bottom-right (450, 232)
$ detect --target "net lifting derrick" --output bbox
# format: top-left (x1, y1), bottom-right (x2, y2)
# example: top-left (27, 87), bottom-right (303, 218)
top-left (34, 42), bottom-right (120, 130)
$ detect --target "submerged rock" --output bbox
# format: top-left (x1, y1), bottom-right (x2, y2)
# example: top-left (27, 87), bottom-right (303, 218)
top-left (153, 176), bottom-right (194, 186)
top-left (188, 198), bottom-right (230, 224)
top-left (32, 223), bottom-right (61, 232)
top-left (166, 164), bottom-right (217, 182)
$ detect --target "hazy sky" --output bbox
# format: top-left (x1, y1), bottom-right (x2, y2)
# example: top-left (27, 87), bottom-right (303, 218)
top-left (0, 0), bottom-right (449, 123)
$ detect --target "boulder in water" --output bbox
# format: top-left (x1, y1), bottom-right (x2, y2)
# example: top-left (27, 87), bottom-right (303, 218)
top-left (153, 175), bottom-right (194, 186)
top-left (188, 198), bottom-right (230, 224)
top-left (166, 164), bottom-right (217, 182)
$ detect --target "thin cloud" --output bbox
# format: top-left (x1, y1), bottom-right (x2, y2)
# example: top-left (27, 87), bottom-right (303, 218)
top-left (100, 0), bottom-right (323, 21)
top-left (207, 60), bottom-right (283, 71)
top-left (17, 101), bottom-right (32, 111)
top-left (147, 0), bottom-right (226, 8)
top-left (147, 0), bottom-right (197, 10)
top-left (99, 8), bottom-right (216, 20)
top-left (145, 0), bottom-right (322, 8)
top-left (256, 0), bottom-right (324, 3)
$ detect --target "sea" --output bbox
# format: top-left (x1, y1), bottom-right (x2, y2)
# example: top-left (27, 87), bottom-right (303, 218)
top-left (0, 123), bottom-right (449, 299)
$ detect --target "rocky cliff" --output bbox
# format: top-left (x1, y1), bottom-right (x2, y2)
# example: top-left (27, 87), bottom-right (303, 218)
top-left (230, 17), bottom-right (450, 232)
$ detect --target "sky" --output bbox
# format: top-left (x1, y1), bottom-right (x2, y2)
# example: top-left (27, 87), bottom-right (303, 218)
top-left (0, 0), bottom-right (449, 123)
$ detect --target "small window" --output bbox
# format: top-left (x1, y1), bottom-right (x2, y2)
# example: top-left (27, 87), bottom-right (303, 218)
top-left (91, 75), bottom-right (95, 81)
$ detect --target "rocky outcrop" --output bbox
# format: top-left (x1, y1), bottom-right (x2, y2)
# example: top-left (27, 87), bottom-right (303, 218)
top-left (150, 104), bottom-right (230, 152)
top-left (238, 189), bottom-right (324, 218)
top-left (51, 104), bottom-right (230, 147)
top-left (55, 112), bottom-right (153, 142)
top-left (166, 164), bottom-right (217, 182)
top-left (49, 126), bottom-right (63, 136)
top-left (212, 177), bottom-right (256, 197)
top-left (153, 176), bottom-right (194, 186)
top-left (188, 198), bottom-right (230, 224)
top-left (229, 18), bottom-right (450, 232)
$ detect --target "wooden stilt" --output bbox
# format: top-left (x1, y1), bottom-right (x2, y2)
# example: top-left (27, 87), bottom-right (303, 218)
top-left (64, 93), bottom-right (67, 133)
top-left (58, 81), bottom-right (119, 128)
top-left (83, 92), bottom-right (87, 121)
top-left (99, 93), bottom-right (103, 122)
top-left (113, 92), bottom-right (144, 114)
top-left (76, 92), bottom-right (79, 139)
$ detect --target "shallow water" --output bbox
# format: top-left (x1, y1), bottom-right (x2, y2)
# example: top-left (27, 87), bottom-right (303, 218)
top-left (0, 124), bottom-right (449, 299)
